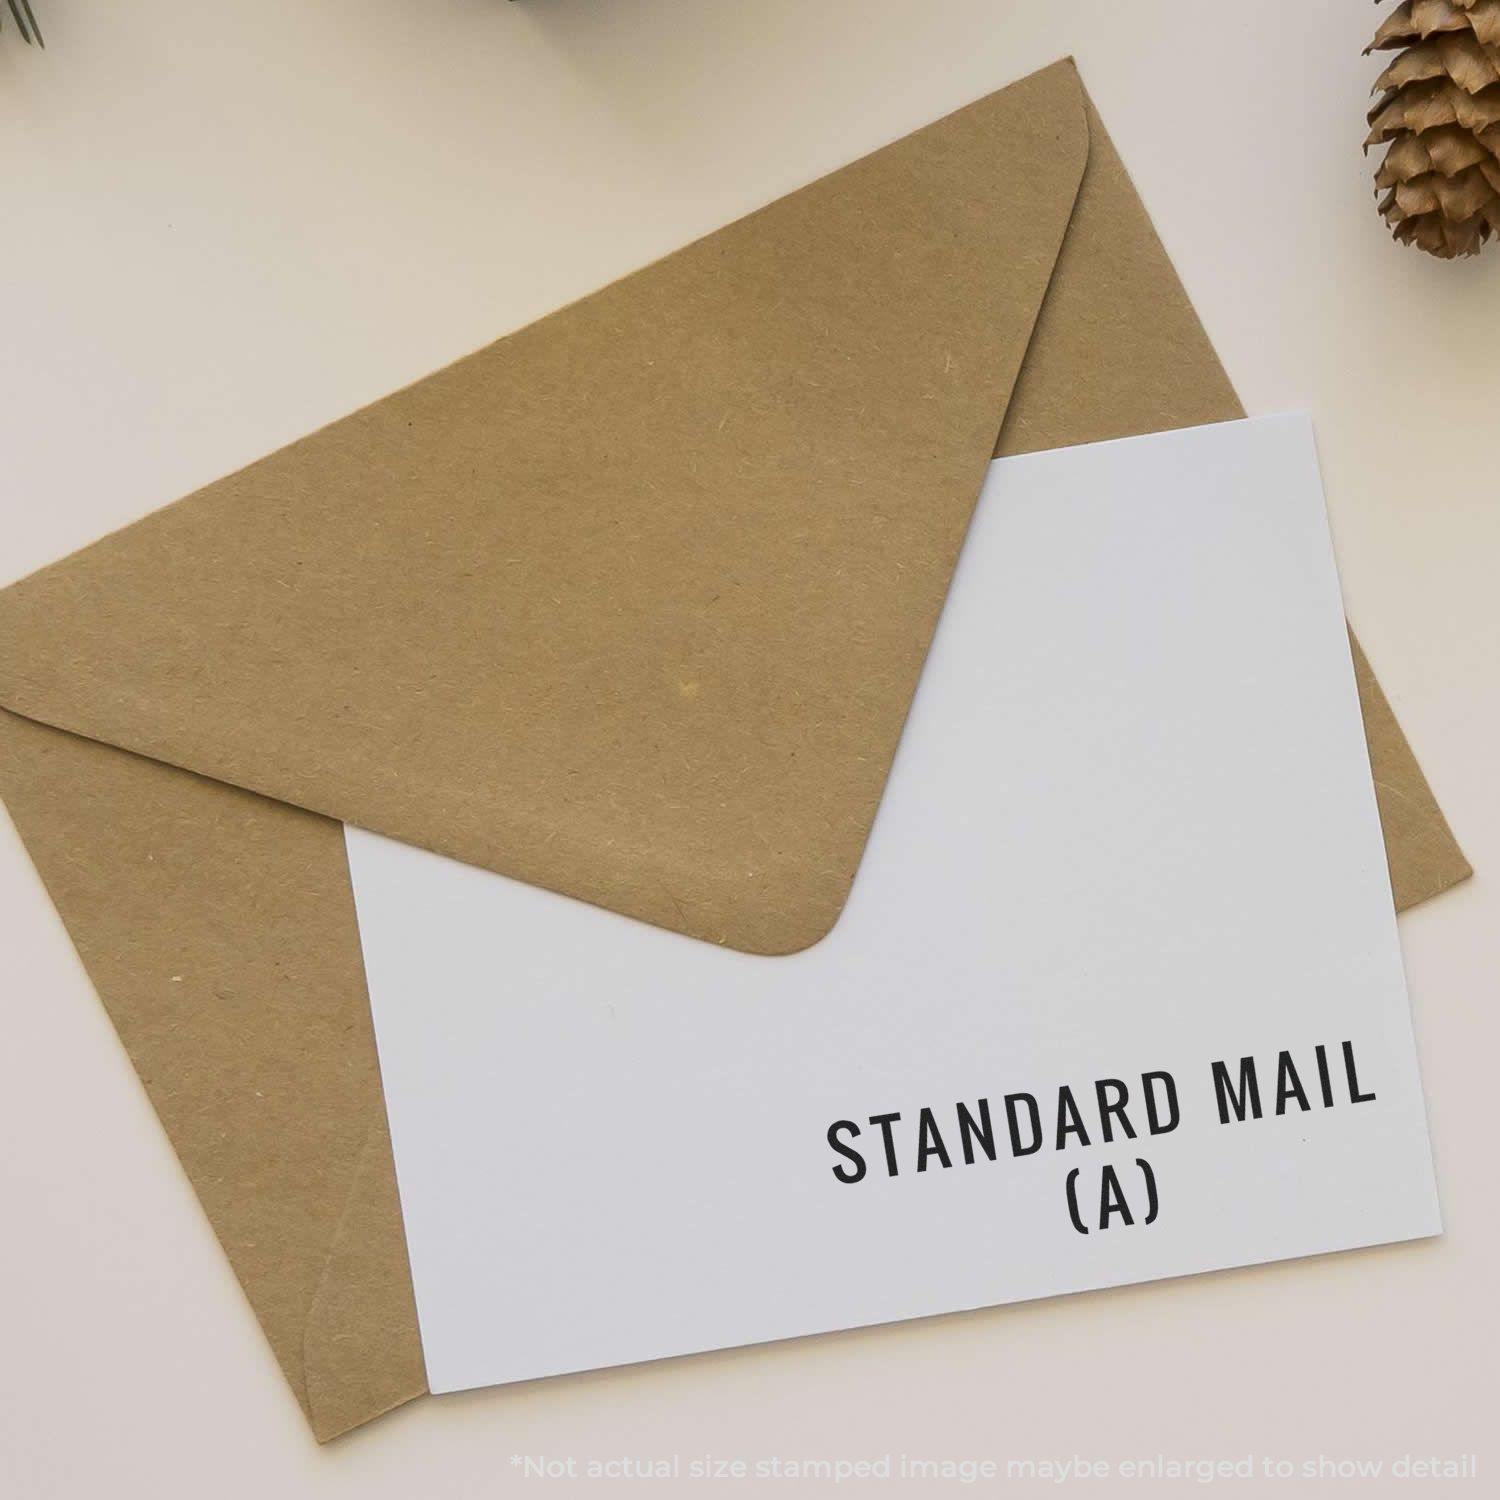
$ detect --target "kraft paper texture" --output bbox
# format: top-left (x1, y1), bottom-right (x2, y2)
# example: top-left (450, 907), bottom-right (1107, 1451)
top-left (0, 60), bottom-right (1469, 1440)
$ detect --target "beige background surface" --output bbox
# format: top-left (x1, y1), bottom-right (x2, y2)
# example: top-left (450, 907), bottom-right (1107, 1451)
top-left (0, 2), bottom-right (1495, 1496)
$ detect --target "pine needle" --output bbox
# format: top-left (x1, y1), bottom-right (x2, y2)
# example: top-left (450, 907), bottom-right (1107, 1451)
top-left (4, 0), bottom-right (45, 49)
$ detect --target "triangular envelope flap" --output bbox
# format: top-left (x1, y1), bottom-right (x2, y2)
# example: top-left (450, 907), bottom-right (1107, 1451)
top-left (0, 62), bottom-right (1088, 957)
top-left (0, 706), bottom-right (426, 1435)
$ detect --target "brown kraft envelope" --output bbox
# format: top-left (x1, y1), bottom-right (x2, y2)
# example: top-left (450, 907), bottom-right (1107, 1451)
top-left (0, 60), bottom-right (1469, 1440)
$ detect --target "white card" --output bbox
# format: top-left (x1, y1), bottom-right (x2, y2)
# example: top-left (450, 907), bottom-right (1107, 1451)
top-left (347, 416), bottom-right (1440, 1396)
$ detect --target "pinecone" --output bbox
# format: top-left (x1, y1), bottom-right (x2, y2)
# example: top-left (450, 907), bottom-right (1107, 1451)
top-left (1366, 0), bottom-right (1500, 257)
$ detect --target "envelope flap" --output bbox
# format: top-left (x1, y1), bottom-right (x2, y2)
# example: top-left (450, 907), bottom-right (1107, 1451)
top-left (0, 707), bottom-right (426, 1435)
top-left (0, 61), bottom-right (1089, 956)
top-left (302, 1113), bottom-right (426, 1440)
